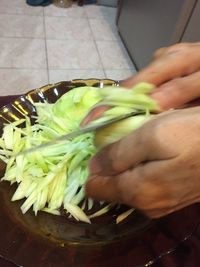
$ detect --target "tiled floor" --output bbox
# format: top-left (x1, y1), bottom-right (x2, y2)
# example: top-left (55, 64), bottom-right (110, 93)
top-left (0, 0), bottom-right (136, 96)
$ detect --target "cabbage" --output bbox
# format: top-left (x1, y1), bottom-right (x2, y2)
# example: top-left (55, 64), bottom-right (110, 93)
top-left (0, 83), bottom-right (159, 223)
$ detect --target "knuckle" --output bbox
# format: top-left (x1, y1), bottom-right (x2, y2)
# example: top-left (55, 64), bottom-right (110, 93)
top-left (146, 120), bottom-right (166, 144)
top-left (115, 170), bottom-right (147, 206)
top-left (170, 78), bottom-right (183, 88)
top-left (152, 47), bottom-right (167, 59)
top-left (166, 78), bottom-right (184, 93)
top-left (167, 43), bottom-right (188, 53)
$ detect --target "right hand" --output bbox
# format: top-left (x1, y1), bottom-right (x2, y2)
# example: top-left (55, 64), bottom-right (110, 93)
top-left (86, 107), bottom-right (200, 218)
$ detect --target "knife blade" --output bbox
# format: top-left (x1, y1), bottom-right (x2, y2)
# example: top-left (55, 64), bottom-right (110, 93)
top-left (17, 111), bottom-right (142, 156)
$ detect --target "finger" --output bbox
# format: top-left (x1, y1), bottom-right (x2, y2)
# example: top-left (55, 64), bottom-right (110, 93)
top-left (89, 127), bottom-right (151, 176)
top-left (87, 149), bottom-right (200, 219)
top-left (86, 159), bottom-right (174, 206)
top-left (152, 47), bottom-right (168, 61)
top-left (151, 70), bottom-right (200, 110)
top-left (86, 173), bottom-right (197, 218)
top-left (86, 174), bottom-right (119, 203)
top-left (81, 105), bottom-right (109, 126)
top-left (86, 159), bottom-right (198, 218)
top-left (89, 118), bottom-right (178, 176)
top-left (120, 46), bottom-right (200, 89)
top-left (145, 193), bottom-right (200, 218)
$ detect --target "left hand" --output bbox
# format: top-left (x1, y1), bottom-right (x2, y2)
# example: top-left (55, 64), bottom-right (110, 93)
top-left (86, 107), bottom-right (200, 218)
top-left (82, 42), bottom-right (200, 126)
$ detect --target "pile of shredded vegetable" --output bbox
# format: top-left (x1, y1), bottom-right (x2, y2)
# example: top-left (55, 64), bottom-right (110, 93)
top-left (0, 83), bottom-right (159, 223)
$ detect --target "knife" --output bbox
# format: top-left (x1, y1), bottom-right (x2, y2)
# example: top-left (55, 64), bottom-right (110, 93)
top-left (17, 111), bottom-right (142, 156)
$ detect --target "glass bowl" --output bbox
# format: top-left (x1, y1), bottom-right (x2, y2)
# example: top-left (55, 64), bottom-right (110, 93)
top-left (0, 79), bottom-right (199, 267)
top-left (0, 79), bottom-right (150, 267)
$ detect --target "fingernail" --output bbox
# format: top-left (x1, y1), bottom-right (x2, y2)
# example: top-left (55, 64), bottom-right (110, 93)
top-left (89, 156), bottom-right (102, 175)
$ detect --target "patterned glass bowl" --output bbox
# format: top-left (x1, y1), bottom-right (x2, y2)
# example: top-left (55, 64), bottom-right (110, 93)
top-left (0, 79), bottom-right (199, 267)
top-left (0, 79), bottom-right (152, 267)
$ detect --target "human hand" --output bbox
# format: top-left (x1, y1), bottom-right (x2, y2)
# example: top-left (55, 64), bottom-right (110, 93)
top-left (86, 107), bottom-right (200, 218)
top-left (121, 42), bottom-right (200, 110)
top-left (82, 43), bottom-right (200, 125)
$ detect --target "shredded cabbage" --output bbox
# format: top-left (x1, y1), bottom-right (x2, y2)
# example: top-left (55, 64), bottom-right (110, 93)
top-left (0, 83), bottom-right (159, 223)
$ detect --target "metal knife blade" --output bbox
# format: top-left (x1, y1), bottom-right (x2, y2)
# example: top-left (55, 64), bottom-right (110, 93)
top-left (17, 111), bottom-right (141, 156)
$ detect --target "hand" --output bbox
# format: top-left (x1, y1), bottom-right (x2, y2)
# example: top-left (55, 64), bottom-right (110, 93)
top-left (82, 42), bottom-right (200, 125)
top-left (121, 42), bottom-right (200, 110)
top-left (86, 107), bottom-right (200, 218)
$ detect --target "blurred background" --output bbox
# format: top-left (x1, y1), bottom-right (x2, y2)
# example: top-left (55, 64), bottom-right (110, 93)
top-left (0, 0), bottom-right (135, 96)
top-left (0, 0), bottom-right (199, 95)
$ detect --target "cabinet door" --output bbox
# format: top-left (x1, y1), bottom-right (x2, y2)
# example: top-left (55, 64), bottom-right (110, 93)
top-left (182, 0), bottom-right (200, 42)
top-left (117, 0), bottom-right (196, 69)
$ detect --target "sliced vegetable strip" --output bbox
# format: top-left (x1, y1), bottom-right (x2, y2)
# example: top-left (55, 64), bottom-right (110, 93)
top-left (0, 83), bottom-right (158, 223)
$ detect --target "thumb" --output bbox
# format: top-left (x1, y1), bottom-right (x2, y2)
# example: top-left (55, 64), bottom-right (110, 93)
top-left (89, 126), bottom-right (152, 176)
top-left (89, 111), bottom-right (180, 177)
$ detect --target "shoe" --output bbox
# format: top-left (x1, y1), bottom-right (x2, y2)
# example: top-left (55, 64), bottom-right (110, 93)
top-left (26, 0), bottom-right (52, 6)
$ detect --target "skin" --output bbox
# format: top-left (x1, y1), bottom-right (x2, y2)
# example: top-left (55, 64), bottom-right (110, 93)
top-left (84, 42), bottom-right (200, 218)
top-left (82, 42), bottom-right (200, 125)
top-left (121, 42), bottom-right (200, 110)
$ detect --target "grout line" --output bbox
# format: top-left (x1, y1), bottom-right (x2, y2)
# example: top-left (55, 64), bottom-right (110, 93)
top-left (81, 3), bottom-right (88, 19)
top-left (0, 67), bottom-right (47, 70)
top-left (0, 67), bottom-right (105, 70)
top-left (0, 13), bottom-right (87, 19)
top-left (0, 12), bottom-right (44, 17)
top-left (0, 36), bottom-right (45, 40)
top-left (85, 6), bottom-right (134, 71)
top-left (43, 14), bottom-right (86, 18)
top-left (43, 3), bottom-right (88, 19)
top-left (0, 67), bottom-right (135, 71)
top-left (47, 68), bottom-right (134, 72)
top-left (0, 34), bottom-right (121, 43)
top-left (44, 15), bottom-right (89, 20)
top-left (0, 13), bottom-right (44, 17)
top-left (0, 36), bottom-right (123, 42)
top-left (42, 7), bottom-right (50, 84)
top-left (84, 6), bottom-right (118, 23)
top-left (87, 18), bottom-right (107, 78)
top-left (0, 4), bottom-right (116, 18)
top-left (87, 17), bottom-right (117, 25)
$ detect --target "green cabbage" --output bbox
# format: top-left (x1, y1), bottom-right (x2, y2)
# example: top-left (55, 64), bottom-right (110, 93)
top-left (0, 83), bottom-right (159, 223)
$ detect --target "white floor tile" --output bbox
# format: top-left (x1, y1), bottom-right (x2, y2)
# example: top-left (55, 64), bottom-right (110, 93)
top-left (0, 69), bottom-right (48, 95)
top-left (45, 16), bottom-right (91, 40)
top-left (0, 14), bottom-right (44, 38)
top-left (44, 4), bottom-right (86, 18)
top-left (49, 69), bottom-right (105, 84)
top-left (84, 5), bottom-right (117, 23)
top-left (46, 39), bottom-right (102, 69)
top-left (0, 38), bottom-right (46, 68)
top-left (0, 0), bottom-right (43, 16)
top-left (0, 3), bottom-right (135, 97)
top-left (89, 18), bottom-right (119, 41)
top-left (96, 40), bottom-right (134, 69)
top-left (105, 69), bottom-right (136, 81)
